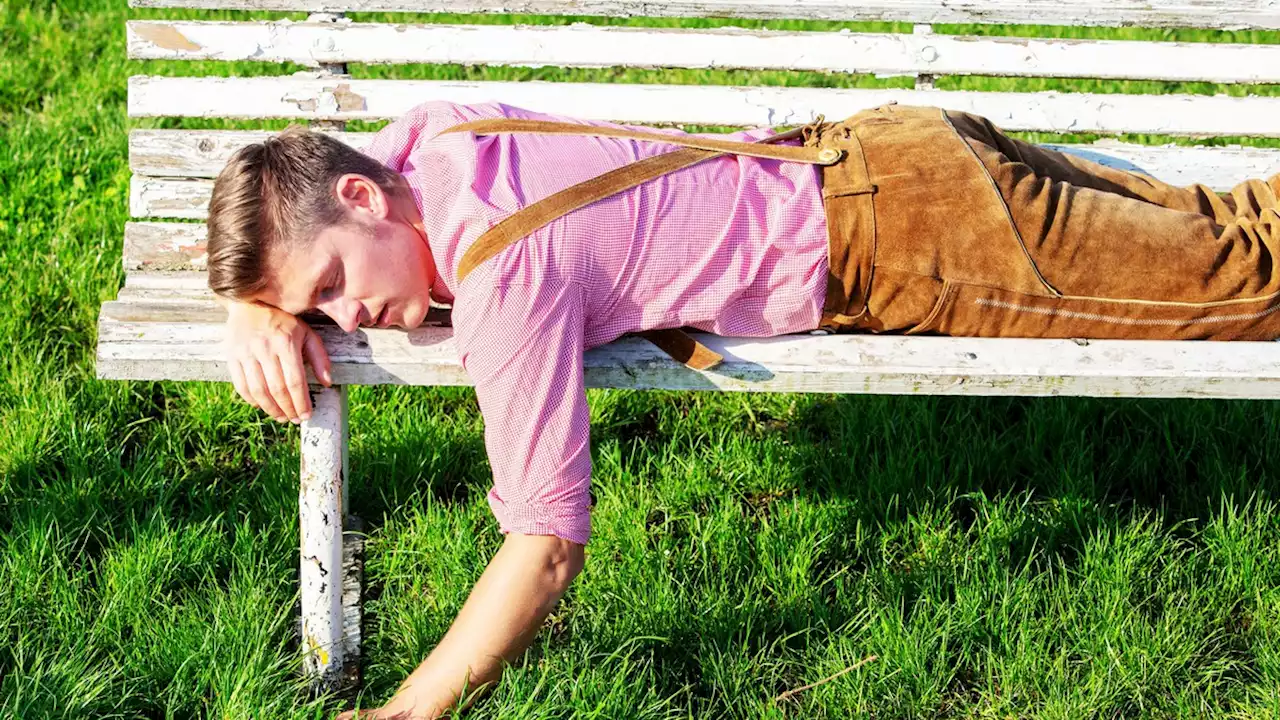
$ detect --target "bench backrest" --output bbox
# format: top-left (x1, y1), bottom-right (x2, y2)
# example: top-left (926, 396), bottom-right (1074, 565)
top-left (123, 0), bottom-right (1280, 269)
top-left (104, 0), bottom-right (1280, 397)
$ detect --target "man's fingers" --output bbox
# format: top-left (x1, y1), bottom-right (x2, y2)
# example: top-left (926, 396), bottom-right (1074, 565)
top-left (278, 350), bottom-right (312, 421)
top-left (263, 353), bottom-right (300, 421)
top-left (302, 328), bottom-right (333, 387)
top-left (252, 338), bottom-right (301, 421)
top-left (228, 359), bottom-right (255, 407)
top-left (244, 359), bottom-right (288, 422)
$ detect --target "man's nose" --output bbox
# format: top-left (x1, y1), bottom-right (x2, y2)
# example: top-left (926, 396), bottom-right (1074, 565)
top-left (319, 298), bottom-right (362, 333)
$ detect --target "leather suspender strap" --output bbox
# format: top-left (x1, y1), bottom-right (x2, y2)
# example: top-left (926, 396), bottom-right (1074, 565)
top-left (448, 117), bottom-right (836, 371)
top-left (457, 145), bottom-right (733, 282)
top-left (441, 119), bottom-right (845, 165)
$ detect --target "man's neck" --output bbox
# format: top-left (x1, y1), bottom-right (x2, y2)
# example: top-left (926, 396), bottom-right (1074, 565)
top-left (393, 191), bottom-right (454, 305)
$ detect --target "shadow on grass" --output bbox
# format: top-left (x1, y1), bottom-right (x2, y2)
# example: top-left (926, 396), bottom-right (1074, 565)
top-left (578, 390), bottom-right (1278, 712)
top-left (786, 393), bottom-right (1273, 525)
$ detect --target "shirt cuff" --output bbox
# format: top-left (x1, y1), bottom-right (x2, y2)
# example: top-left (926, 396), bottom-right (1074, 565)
top-left (486, 488), bottom-right (592, 545)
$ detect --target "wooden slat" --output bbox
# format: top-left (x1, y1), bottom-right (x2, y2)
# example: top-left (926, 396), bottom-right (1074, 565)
top-left (109, 274), bottom-right (455, 325)
top-left (131, 143), bottom-right (1280, 220)
top-left (127, 77), bottom-right (1280, 137)
top-left (128, 20), bottom-right (1280, 85)
top-left (101, 299), bottom-right (227, 322)
top-left (124, 221), bottom-right (207, 270)
top-left (116, 271), bottom-right (213, 303)
top-left (1037, 142), bottom-right (1280, 191)
top-left (96, 312), bottom-right (1280, 398)
top-left (133, 149), bottom-right (1280, 219)
top-left (122, 0), bottom-right (1280, 31)
top-left (98, 298), bottom-right (453, 325)
top-left (129, 128), bottom-right (365, 177)
top-left (128, 135), bottom-right (1280, 224)
top-left (132, 129), bottom-right (1280, 186)
top-left (131, 178), bottom-right (209, 220)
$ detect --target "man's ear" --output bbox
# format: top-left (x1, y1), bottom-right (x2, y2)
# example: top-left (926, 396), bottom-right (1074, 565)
top-left (334, 174), bottom-right (386, 219)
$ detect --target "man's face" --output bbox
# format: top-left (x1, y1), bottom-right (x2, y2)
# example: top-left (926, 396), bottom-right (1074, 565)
top-left (252, 175), bottom-right (439, 332)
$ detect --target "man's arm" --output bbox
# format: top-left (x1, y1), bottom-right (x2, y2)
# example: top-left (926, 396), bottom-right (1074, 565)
top-left (336, 269), bottom-right (593, 720)
top-left (338, 534), bottom-right (584, 719)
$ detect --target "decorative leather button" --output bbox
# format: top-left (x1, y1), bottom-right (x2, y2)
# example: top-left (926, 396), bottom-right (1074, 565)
top-left (817, 148), bottom-right (844, 164)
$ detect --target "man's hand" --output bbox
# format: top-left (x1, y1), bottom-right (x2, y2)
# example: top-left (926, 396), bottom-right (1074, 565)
top-left (222, 300), bottom-right (332, 423)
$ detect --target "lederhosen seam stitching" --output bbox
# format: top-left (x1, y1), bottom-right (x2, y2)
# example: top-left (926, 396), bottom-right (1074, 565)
top-left (939, 109), bottom-right (1064, 298)
top-left (973, 296), bottom-right (1280, 325)
top-left (1054, 288), bottom-right (1280, 307)
top-left (952, 276), bottom-right (1280, 309)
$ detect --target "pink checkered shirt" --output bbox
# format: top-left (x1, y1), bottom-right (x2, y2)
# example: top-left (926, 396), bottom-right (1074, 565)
top-left (361, 100), bottom-right (829, 544)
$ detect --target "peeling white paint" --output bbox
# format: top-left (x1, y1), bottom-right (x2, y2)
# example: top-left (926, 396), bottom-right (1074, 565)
top-left (128, 129), bottom-right (1280, 189)
top-left (299, 385), bottom-right (348, 691)
top-left (127, 77), bottom-right (1280, 138)
top-left (127, 20), bottom-right (1280, 83)
top-left (123, 0), bottom-right (1280, 31)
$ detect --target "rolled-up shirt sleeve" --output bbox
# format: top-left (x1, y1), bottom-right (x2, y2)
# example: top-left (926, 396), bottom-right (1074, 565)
top-left (452, 277), bottom-right (593, 545)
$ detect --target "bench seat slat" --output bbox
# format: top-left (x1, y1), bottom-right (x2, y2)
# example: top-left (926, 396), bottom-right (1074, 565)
top-left (122, 0), bottom-right (1280, 31)
top-left (116, 271), bottom-right (213, 303)
top-left (127, 20), bottom-right (1280, 85)
top-left (99, 299), bottom-right (454, 325)
top-left (128, 77), bottom-right (1280, 138)
top-left (101, 300), bottom-right (229, 323)
top-left (97, 310), bottom-right (1280, 398)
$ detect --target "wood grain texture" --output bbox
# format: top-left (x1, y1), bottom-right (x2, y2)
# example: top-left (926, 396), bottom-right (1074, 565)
top-left (98, 297), bottom-right (454, 325)
top-left (130, 176), bottom-right (207, 219)
top-left (129, 128), bottom-right (364, 177)
top-left (97, 310), bottom-right (1280, 399)
top-left (127, 20), bottom-right (1280, 85)
top-left (122, 0), bottom-right (1280, 31)
top-left (123, 221), bottom-right (207, 270)
top-left (114, 271), bottom-right (214, 303)
top-left (127, 77), bottom-right (1280, 138)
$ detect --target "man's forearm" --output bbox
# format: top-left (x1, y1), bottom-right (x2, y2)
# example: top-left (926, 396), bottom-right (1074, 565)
top-left (392, 533), bottom-right (584, 717)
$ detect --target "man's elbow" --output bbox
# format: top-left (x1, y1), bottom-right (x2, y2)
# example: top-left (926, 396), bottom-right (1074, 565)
top-left (509, 533), bottom-right (585, 591)
top-left (546, 537), bottom-right (585, 590)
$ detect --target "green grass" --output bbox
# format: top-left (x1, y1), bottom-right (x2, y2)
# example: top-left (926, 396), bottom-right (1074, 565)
top-left (2, 0), bottom-right (1279, 717)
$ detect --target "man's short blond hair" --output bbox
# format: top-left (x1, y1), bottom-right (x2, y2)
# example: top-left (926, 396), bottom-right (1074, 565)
top-left (206, 125), bottom-right (404, 299)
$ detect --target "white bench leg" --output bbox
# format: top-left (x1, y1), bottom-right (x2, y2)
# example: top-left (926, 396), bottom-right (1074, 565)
top-left (300, 384), bottom-right (350, 692)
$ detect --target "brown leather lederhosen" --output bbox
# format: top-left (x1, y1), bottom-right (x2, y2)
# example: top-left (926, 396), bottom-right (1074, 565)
top-left (440, 116), bottom-right (860, 371)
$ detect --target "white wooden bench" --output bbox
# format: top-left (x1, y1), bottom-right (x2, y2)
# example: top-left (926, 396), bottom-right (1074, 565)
top-left (111, 0), bottom-right (1280, 694)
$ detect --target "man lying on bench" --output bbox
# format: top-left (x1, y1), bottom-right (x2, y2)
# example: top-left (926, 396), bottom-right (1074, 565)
top-left (204, 100), bottom-right (1280, 719)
